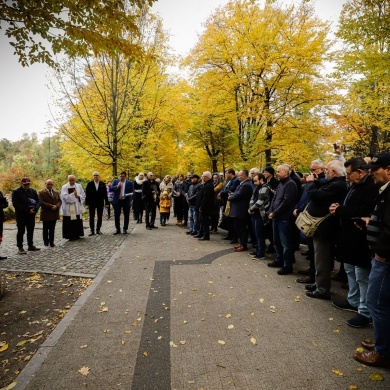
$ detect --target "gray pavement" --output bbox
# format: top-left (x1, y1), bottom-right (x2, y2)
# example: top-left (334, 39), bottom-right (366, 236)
top-left (2, 219), bottom-right (388, 389)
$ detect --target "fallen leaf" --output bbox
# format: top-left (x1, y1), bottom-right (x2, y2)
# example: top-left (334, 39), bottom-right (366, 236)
top-left (259, 298), bottom-right (264, 303)
top-left (225, 313), bottom-right (232, 318)
top-left (295, 295), bottom-right (301, 302)
top-left (333, 329), bottom-right (341, 333)
top-left (251, 312), bottom-right (255, 316)
top-left (183, 320), bottom-right (188, 324)
top-left (169, 341), bottom-right (178, 348)
top-left (3, 381), bottom-right (17, 389)
top-left (349, 386), bottom-right (358, 390)
top-left (100, 301), bottom-right (105, 306)
top-left (357, 367), bottom-right (363, 372)
top-left (179, 340), bottom-right (186, 345)
top-left (124, 331), bottom-right (131, 334)
top-left (356, 347), bottom-right (364, 353)
top-left (250, 337), bottom-right (257, 346)
top-left (80, 345), bottom-right (88, 349)
top-left (137, 317), bottom-right (142, 321)
top-left (121, 340), bottom-right (125, 346)
top-left (100, 307), bottom-right (108, 313)
top-left (332, 369), bottom-right (344, 376)
top-left (218, 340), bottom-right (226, 345)
top-left (78, 366), bottom-right (90, 376)
top-left (227, 325), bottom-right (234, 329)
top-left (19, 311), bottom-right (27, 315)
top-left (24, 355), bottom-right (32, 361)
top-left (369, 372), bottom-right (384, 381)
top-left (329, 317), bottom-right (334, 321)
top-left (143, 351), bottom-right (148, 357)
top-left (103, 329), bottom-right (110, 333)
top-left (0, 342), bottom-right (9, 352)
top-left (131, 322), bottom-right (138, 326)
top-left (158, 336), bottom-right (162, 340)
top-left (208, 281), bottom-right (213, 284)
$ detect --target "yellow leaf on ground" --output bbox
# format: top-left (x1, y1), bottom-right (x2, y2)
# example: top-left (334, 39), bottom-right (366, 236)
top-left (295, 296), bottom-right (301, 302)
top-left (225, 313), bottom-right (232, 318)
top-left (80, 345), bottom-right (87, 349)
top-left (356, 347), bottom-right (364, 353)
top-left (228, 325), bottom-right (234, 329)
top-left (143, 351), bottom-right (148, 357)
top-left (169, 341), bottom-right (178, 348)
top-left (24, 355), bottom-right (31, 362)
top-left (333, 329), bottom-right (341, 333)
top-left (349, 385), bottom-right (358, 390)
top-left (179, 340), bottom-right (186, 345)
top-left (369, 372), bottom-right (384, 381)
top-left (16, 340), bottom-right (28, 347)
top-left (250, 337), bottom-right (257, 345)
top-left (78, 366), bottom-right (90, 376)
top-left (121, 340), bottom-right (125, 346)
top-left (259, 298), bottom-right (264, 303)
top-left (19, 311), bottom-right (27, 315)
top-left (124, 330), bottom-right (131, 334)
top-left (332, 369), bottom-right (344, 376)
top-left (218, 340), bottom-right (226, 345)
top-left (0, 343), bottom-right (9, 352)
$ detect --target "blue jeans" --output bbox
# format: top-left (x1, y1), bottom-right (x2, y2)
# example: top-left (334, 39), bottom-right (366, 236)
top-left (344, 263), bottom-right (371, 319)
top-left (252, 214), bottom-right (266, 258)
top-left (366, 258), bottom-right (390, 359)
top-left (273, 220), bottom-right (295, 268)
top-left (189, 206), bottom-right (197, 232)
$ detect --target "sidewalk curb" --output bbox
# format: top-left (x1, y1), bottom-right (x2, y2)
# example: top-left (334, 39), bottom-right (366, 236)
top-left (14, 238), bottom-right (128, 390)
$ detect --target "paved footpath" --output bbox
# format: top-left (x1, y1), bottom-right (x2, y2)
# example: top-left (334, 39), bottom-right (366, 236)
top-left (1, 219), bottom-right (388, 390)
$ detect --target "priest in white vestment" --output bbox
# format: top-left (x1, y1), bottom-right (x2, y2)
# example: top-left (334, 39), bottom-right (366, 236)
top-left (61, 175), bottom-right (86, 240)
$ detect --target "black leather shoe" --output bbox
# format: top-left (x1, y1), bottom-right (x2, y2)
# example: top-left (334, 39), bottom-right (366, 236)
top-left (277, 267), bottom-right (293, 275)
top-left (268, 261), bottom-right (283, 268)
top-left (113, 231), bottom-right (121, 235)
top-left (123, 229), bottom-right (128, 234)
top-left (305, 283), bottom-right (317, 291)
top-left (186, 231), bottom-right (192, 235)
top-left (89, 232), bottom-right (95, 236)
top-left (194, 234), bottom-right (203, 238)
top-left (0, 256), bottom-right (7, 260)
top-left (146, 227), bottom-right (152, 230)
top-left (97, 231), bottom-right (102, 235)
top-left (198, 237), bottom-right (210, 241)
top-left (50, 243), bottom-right (55, 247)
top-left (150, 225), bottom-right (158, 229)
top-left (190, 231), bottom-right (198, 236)
top-left (306, 290), bottom-right (331, 300)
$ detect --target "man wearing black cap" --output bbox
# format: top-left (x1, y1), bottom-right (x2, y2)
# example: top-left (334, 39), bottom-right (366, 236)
top-left (353, 153), bottom-right (390, 369)
top-left (12, 177), bottom-right (41, 254)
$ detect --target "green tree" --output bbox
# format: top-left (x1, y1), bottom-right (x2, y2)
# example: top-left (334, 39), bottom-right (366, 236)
top-left (0, 0), bottom-right (155, 67)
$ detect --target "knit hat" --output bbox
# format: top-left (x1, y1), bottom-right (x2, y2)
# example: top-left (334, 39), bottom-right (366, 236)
top-left (263, 166), bottom-right (275, 176)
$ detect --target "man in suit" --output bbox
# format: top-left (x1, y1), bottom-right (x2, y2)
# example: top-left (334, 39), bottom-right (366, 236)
top-left (228, 170), bottom-right (253, 251)
top-left (0, 190), bottom-right (8, 260)
top-left (12, 177), bottom-right (41, 254)
top-left (110, 170), bottom-right (134, 234)
top-left (38, 179), bottom-right (62, 247)
top-left (142, 172), bottom-right (160, 230)
top-left (85, 172), bottom-right (109, 236)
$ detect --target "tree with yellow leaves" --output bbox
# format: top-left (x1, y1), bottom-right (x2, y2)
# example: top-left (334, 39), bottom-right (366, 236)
top-left (185, 0), bottom-right (332, 166)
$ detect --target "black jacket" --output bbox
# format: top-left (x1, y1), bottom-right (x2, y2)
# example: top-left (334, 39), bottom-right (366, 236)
top-left (85, 181), bottom-right (108, 207)
top-left (228, 179), bottom-right (253, 220)
top-left (334, 174), bottom-right (377, 267)
top-left (306, 176), bottom-right (348, 238)
top-left (199, 179), bottom-right (214, 214)
top-left (269, 177), bottom-right (297, 220)
top-left (12, 186), bottom-right (40, 218)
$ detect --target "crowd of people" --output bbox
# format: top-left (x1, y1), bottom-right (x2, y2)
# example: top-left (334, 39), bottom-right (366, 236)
top-left (0, 151), bottom-right (389, 370)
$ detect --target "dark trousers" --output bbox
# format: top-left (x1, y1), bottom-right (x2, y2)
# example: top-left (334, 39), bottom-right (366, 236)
top-left (114, 201), bottom-right (130, 231)
top-left (234, 218), bottom-right (249, 248)
top-left (182, 201), bottom-right (189, 223)
top-left (89, 205), bottom-right (103, 232)
top-left (200, 213), bottom-right (210, 239)
top-left (42, 220), bottom-right (56, 245)
top-left (145, 202), bottom-right (157, 227)
top-left (16, 215), bottom-right (35, 248)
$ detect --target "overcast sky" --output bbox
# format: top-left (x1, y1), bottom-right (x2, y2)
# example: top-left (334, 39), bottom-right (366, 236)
top-left (0, 0), bottom-right (346, 142)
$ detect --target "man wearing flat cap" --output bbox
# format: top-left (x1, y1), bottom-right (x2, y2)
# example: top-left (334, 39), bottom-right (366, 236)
top-left (353, 153), bottom-right (390, 369)
top-left (12, 177), bottom-right (41, 254)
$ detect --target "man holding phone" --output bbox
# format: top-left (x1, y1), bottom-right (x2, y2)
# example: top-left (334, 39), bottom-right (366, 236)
top-left (329, 157), bottom-right (377, 327)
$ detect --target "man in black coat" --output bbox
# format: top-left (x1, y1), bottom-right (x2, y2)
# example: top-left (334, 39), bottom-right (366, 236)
top-left (85, 172), bottom-right (109, 235)
top-left (196, 171), bottom-right (214, 241)
top-left (12, 177), bottom-right (41, 254)
top-left (228, 170), bottom-right (253, 251)
top-left (142, 172), bottom-right (160, 230)
top-left (305, 160), bottom-right (348, 299)
top-left (0, 190), bottom-right (8, 260)
top-left (329, 157), bottom-right (377, 327)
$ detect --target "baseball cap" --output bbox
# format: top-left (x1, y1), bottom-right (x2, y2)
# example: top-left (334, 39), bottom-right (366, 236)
top-left (361, 153), bottom-right (390, 170)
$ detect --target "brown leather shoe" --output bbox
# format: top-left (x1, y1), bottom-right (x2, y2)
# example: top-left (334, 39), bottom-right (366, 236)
top-left (296, 275), bottom-right (315, 284)
top-left (353, 350), bottom-right (390, 368)
top-left (361, 340), bottom-right (375, 351)
top-left (234, 245), bottom-right (247, 252)
top-left (234, 244), bottom-right (241, 249)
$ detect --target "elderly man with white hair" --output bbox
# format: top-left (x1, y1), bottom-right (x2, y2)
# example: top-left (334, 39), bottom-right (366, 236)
top-left (267, 164), bottom-right (298, 275)
top-left (61, 175), bottom-right (86, 241)
top-left (85, 171), bottom-right (109, 236)
top-left (304, 159), bottom-right (348, 300)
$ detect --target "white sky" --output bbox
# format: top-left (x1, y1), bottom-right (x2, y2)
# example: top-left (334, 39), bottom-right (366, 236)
top-left (0, 0), bottom-right (345, 142)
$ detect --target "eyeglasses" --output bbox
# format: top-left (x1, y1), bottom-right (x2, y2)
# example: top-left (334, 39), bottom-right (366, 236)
top-left (310, 168), bottom-right (318, 172)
